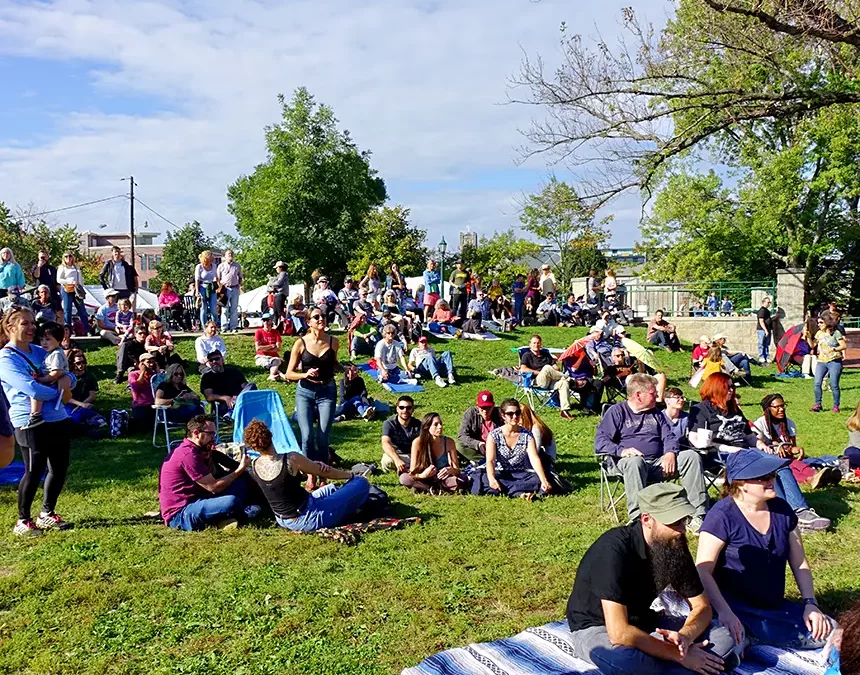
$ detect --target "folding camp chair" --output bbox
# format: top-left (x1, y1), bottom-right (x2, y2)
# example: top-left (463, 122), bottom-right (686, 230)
top-left (210, 399), bottom-right (235, 444)
top-left (231, 389), bottom-right (301, 454)
top-left (151, 372), bottom-right (185, 451)
top-left (597, 453), bottom-right (626, 523)
top-left (514, 347), bottom-right (557, 412)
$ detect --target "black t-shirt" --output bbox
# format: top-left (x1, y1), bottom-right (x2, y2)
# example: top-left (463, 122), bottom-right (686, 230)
top-left (566, 522), bottom-right (703, 633)
top-left (157, 381), bottom-right (192, 401)
top-left (757, 307), bottom-right (772, 332)
top-left (71, 370), bottom-right (98, 402)
top-left (200, 367), bottom-right (247, 397)
top-left (520, 349), bottom-right (554, 371)
top-left (250, 454), bottom-right (309, 519)
top-left (382, 415), bottom-right (422, 454)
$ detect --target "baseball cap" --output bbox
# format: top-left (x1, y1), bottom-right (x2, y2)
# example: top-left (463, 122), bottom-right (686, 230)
top-left (613, 325), bottom-right (626, 335)
top-left (261, 311), bottom-right (273, 320)
top-left (713, 333), bottom-right (727, 341)
top-left (698, 334), bottom-right (711, 343)
top-left (476, 390), bottom-right (495, 408)
top-left (726, 450), bottom-right (790, 482)
top-left (138, 352), bottom-right (156, 362)
top-left (105, 289), bottom-right (120, 297)
top-left (274, 261), bottom-right (285, 268)
top-left (638, 483), bottom-right (696, 525)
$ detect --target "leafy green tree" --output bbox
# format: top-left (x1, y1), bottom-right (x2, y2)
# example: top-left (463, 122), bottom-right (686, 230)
top-left (153, 221), bottom-right (213, 292)
top-left (0, 201), bottom-right (101, 283)
top-left (519, 178), bottom-right (609, 292)
top-left (566, 243), bottom-right (608, 280)
top-left (227, 88), bottom-right (386, 291)
top-left (458, 230), bottom-right (542, 291)
top-left (348, 206), bottom-right (428, 280)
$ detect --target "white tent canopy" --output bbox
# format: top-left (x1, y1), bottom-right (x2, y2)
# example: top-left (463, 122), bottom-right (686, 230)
top-left (239, 283), bottom-right (305, 314)
top-left (81, 286), bottom-right (159, 311)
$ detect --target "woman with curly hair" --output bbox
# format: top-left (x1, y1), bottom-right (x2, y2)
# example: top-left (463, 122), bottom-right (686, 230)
top-left (399, 413), bottom-right (467, 494)
top-left (244, 420), bottom-right (369, 532)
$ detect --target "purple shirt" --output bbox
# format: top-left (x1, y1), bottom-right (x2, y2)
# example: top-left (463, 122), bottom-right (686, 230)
top-left (594, 401), bottom-right (678, 460)
top-left (158, 439), bottom-right (212, 523)
top-left (701, 496), bottom-right (798, 609)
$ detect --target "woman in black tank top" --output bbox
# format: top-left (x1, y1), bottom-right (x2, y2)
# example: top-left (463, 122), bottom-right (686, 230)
top-left (285, 305), bottom-right (342, 465)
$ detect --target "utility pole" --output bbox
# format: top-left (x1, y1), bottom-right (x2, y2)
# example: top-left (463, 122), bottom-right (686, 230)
top-left (128, 176), bottom-right (135, 269)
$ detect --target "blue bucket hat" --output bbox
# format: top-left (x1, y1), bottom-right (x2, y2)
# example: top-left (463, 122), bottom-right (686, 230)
top-left (726, 450), bottom-right (790, 482)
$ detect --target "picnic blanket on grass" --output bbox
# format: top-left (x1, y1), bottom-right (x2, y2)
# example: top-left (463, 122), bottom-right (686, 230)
top-left (357, 363), bottom-right (425, 393)
top-left (401, 620), bottom-right (829, 675)
top-left (0, 461), bottom-right (26, 486)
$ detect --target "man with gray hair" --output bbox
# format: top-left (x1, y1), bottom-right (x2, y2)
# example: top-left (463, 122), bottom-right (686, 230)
top-left (595, 373), bottom-right (708, 533)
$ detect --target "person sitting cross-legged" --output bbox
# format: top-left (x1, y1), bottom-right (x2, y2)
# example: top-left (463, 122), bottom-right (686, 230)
top-left (245, 419), bottom-right (370, 532)
top-left (456, 390), bottom-right (503, 465)
top-left (399, 412), bottom-right (468, 494)
top-left (566, 482), bottom-right (739, 675)
top-left (408, 335), bottom-right (456, 388)
top-left (200, 350), bottom-right (256, 419)
top-left (519, 333), bottom-right (574, 420)
top-left (158, 414), bottom-right (251, 531)
top-left (380, 395), bottom-right (422, 473)
top-left (115, 323), bottom-right (149, 383)
top-left (195, 321), bottom-right (226, 374)
top-left (696, 450), bottom-right (834, 652)
top-left (373, 324), bottom-right (412, 384)
top-left (254, 312), bottom-right (284, 381)
top-left (647, 310), bottom-right (682, 352)
top-left (595, 373), bottom-right (708, 533)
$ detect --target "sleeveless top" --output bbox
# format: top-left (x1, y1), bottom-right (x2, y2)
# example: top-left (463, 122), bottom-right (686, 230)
top-left (433, 438), bottom-right (451, 470)
top-left (489, 426), bottom-right (533, 472)
top-left (299, 335), bottom-right (336, 385)
top-left (251, 453), bottom-right (309, 519)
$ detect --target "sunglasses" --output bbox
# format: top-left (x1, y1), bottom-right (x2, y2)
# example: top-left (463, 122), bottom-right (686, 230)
top-left (309, 314), bottom-right (325, 321)
top-left (503, 410), bottom-right (520, 418)
top-left (769, 404), bottom-right (786, 410)
top-left (397, 405), bottom-right (413, 411)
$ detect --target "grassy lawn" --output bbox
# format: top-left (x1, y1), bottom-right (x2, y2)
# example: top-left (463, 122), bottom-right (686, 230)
top-left (1, 325), bottom-right (858, 675)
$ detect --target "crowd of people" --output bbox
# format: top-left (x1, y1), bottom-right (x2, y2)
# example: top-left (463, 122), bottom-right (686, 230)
top-left (0, 246), bottom-right (858, 673)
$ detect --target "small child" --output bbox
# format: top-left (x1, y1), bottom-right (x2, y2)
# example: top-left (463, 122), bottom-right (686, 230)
top-left (26, 321), bottom-right (72, 428)
top-left (116, 298), bottom-right (135, 338)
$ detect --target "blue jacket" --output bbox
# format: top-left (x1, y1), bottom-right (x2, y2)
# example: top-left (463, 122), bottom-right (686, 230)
top-left (0, 345), bottom-right (75, 429)
top-left (0, 262), bottom-right (25, 290)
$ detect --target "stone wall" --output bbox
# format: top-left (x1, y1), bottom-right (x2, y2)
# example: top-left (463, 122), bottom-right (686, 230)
top-left (670, 316), bottom-right (759, 355)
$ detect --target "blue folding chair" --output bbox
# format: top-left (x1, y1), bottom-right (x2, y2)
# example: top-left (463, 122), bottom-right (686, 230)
top-left (514, 347), bottom-right (557, 411)
top-left (231, 389), bottom-right (301, 454)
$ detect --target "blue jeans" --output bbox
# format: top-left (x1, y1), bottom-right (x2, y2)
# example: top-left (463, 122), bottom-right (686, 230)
top-left (379, 366), bottom-right (405, 383)
top-left (757, 329), bottom-right (771, 362)
top-left (221, 285), bottom-right (240, 331)
top-left (275, 477), bottom-right (370, 532)
top-left (814, 360), bottom-right (843, 407)
top-left (351, 336), bottom-right (377, 356)
top-left (65, 404), bottom-right (105, 426)
top-left (334, 395), bottom-right (373, 419)
top-left (513, 295), bottom-right (524, 322)
top-left (292, 316), bottom-right (308, 334)
top-left (725, 597), bottom-right (829, 649)
top-left (294, 380), bottom-right (336, 462)
top-left (729, 352), bottom-right (751, 377)
top-left (414, 351), bottom-right (454, 379)
top-left (198, 284), bottom-right (218, 328)
top-left (61, 287), bottom-right (88, 328)
top-left (167, 479), bottom-right (247, 531)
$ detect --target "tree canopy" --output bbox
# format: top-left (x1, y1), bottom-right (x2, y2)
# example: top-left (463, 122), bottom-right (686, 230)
top-left (348, 206), bottom-right (428, 281)
top-left (152, 221), bottom-right (214, 292)
top-left (227, 88), bottom-right (386, 290)
top-left (459, 229), bottom-right (542, 290)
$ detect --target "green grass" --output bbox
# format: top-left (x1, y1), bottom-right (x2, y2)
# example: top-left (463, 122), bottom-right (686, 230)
top-left (1, 326), bottom-right (859, 674)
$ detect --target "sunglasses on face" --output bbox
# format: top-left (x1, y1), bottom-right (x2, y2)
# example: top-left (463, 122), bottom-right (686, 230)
top-left (397, 405), bottom-right (413, 411)
top-left (503, 410), bottom-right (520, 418)
top-left (769, 404), bottom-right (786, 410)
top-left (310, 314), bottom-right (324, 321)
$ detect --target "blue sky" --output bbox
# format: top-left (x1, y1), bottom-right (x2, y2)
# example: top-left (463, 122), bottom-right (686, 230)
top-left (0, 0), bottom-right (673, 250)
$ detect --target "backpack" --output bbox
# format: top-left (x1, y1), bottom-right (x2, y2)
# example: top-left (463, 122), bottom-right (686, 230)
top-left (109, 409), bottom-right (129, 438)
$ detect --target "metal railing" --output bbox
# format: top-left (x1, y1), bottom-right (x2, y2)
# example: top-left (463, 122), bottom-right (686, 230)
top-left (621, 280), bottom-right (777, 318)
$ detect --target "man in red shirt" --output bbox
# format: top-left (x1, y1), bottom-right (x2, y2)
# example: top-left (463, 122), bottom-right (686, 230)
top-left (254, 312), bottom-right (283, 381)
top-left (158, 415), bottom-right (250, 530)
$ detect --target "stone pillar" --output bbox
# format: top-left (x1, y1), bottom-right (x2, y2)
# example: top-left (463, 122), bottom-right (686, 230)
top-left (776, 268), bottom-right (806, 335)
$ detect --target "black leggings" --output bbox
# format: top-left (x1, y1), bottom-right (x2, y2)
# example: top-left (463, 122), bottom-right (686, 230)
top-left (15, 419), bottom-right (71, 520)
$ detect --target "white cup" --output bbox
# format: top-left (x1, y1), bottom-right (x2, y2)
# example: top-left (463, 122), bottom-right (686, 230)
top-left (691, 429), bottom-right (713, 449)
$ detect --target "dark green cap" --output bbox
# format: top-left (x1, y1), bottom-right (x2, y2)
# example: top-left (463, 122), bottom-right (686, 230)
top-left (638, 483), bottom-right (695, 525)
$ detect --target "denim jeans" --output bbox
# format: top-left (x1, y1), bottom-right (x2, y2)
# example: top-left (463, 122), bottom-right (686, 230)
top-left (729, 352), bottom-right (751, 377)
top-left (513, 295), bottom-right (524, 322)
top-left (814, 360), bottom-right (843, 407)
top-left (570, 619), bottom-right (738, 675)
top-left (221, 285), bottom-right (240, 331)
top-left (334, 395), bottom-right (373, 419)
top-left (61, 287), bottom-right (88, 328)
top-left (294, 380), bottom-right (336, 462)
top-left (415, 351), bottom-right (454, 379)
top-left (167, 479), bottom-right (247, 531)
top-left (724, 597), bottom-right (830, 650)
top-left (275, 476), bottom-right (370, 532)
top-left (756, 329), bottom-right (771, 362)
top-left (351, 336), bottom-right (377, 356)
top-left (378, 366), bottom-right (405, 383)
top-left (198, 283), bottom-right (218, 328)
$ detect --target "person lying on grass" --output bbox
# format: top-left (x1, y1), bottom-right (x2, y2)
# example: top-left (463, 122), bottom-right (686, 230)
top-left (244, 419), bottom-right (370, 532)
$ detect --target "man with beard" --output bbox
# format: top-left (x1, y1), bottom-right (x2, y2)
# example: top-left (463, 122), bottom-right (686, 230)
top-left (566, 483), bottom-right (738, 675)
top-left (200, 350), bottom-right (256, 417)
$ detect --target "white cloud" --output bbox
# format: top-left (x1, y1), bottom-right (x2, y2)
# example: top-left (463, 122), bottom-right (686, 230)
top-left (0, 0), bottom-right (670, 247)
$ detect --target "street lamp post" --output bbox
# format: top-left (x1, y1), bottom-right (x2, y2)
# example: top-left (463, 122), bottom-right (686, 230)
top-left (438, 236), bottom-right (448, 302)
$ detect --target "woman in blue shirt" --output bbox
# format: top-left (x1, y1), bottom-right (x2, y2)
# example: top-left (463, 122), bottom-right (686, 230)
top-left (0, 248), bottom-right (26, 297)
top-left (0, 306), bottom-right (75, 536)
top-left (696, 450), bottom-right (833, 651)
top-left (422, 259), bottom-right (441, 323)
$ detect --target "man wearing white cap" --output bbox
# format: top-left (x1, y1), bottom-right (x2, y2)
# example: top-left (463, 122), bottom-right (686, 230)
top-left (96, 289), bottom-right (121, 345)
top-left (713, 333), bottom-right (751, 379)
top-left (269, 261), bottom-right (290, 322)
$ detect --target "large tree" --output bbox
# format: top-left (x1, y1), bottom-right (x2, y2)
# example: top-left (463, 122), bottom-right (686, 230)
top-left (152, 221), bottom-right (213, 292)
top-left (227, 88), bottom-right (386, 291)
top-left (348, 206), bottom-right (428, 281)
top-left (519, 178), bottom-right (609, 293)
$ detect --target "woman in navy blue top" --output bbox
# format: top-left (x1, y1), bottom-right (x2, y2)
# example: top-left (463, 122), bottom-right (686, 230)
top-left (696, 450), bottom-right (833, 651)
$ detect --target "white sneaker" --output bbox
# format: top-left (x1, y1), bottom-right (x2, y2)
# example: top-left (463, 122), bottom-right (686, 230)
top-left (447, 374), bottom-right (456, 385)
top-left (434, 376), bottom-right (447, 388)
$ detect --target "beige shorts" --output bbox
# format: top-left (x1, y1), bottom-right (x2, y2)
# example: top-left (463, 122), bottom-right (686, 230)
top-left (255, 355), bottom-right (281, 369)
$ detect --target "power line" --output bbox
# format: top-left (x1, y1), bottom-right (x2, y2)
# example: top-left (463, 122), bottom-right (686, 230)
top-left (23, 195), bottom-right (127, 218)
top-left (133, 196), bottom-right (179, 229)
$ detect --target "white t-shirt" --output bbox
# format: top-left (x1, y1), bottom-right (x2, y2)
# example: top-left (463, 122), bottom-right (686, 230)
top-left (752, 415), bottom-right (797, 443)
top-left (374, 339), bottom-right (405, 370)
top-left (195, 335), bottom-right (227, 363)
top-left (111, 262), bottom-right (128, 290)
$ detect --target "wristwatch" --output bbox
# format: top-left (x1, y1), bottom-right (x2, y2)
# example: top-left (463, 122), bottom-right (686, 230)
top-left (803, 597), bottom-right (819, 608)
